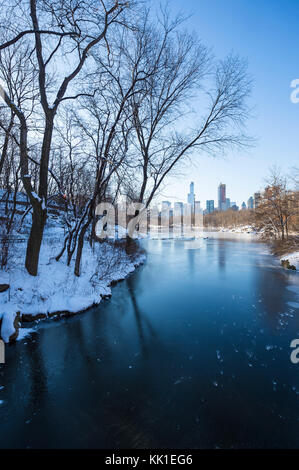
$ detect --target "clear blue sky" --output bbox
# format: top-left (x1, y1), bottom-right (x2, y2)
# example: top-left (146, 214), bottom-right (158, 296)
top-left (155, 0), bottom-right (299, 208)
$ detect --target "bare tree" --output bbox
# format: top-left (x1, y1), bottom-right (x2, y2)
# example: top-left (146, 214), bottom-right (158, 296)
top-left (96, 7), bottom-right (251, 252)
top-left (124, 9), bottom-right (252, 213)
top-left (70, 81), bottom-right (137, 276)
top-left (0, 0), bottom-right (132, 275)
top-left (255, 167), bottom-right (298, 240)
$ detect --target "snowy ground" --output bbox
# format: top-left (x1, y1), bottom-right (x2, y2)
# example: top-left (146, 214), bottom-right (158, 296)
top-left (0, 220), bottom-right (145, 343)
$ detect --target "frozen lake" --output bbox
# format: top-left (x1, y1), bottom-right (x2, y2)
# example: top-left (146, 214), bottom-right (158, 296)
top-left (1, 238), bottom-right (299, 448)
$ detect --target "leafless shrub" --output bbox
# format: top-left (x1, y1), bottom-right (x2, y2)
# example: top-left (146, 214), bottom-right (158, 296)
top-left (0, 219), bottom-right (14, 267)
top-left (89, 242), bottom-right (128, 285)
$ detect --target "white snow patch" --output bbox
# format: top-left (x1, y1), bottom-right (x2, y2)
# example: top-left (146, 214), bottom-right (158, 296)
top-left (17, 327), bottom-right (35, 341)
top-left (31, 191), bottom-right (41, 202)
top-left (216, 225), bottom-right (256, 234)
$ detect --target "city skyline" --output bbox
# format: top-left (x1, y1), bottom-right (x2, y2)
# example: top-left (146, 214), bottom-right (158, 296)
top-left (161, 181), bottom-right (255, 214)
top-left (156, 170), bottom-right (274, 209)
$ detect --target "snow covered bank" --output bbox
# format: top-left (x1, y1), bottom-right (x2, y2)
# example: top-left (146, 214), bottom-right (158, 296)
top-left (206, 225), bottom-right (256, 234)
top-left (0, 236), bottom-right (146, 343)
top-left (281, 252), bottom-right (299, 271)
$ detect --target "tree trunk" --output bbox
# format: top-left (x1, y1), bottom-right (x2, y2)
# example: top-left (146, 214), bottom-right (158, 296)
top-left (67, 232), bottom-right (75, 266)
top-left (25, 204), bottom-right (46, 276)
top-left (24, 116), bottom-right (54, 276)
top-left (125, 235), bottom-right (138, 255)
top-left (56, 234), bottom-right (69, 262)
top-left (74, 217), bottom-right (92, 277)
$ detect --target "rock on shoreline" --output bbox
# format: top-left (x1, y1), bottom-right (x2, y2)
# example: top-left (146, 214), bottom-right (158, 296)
top-left (281, 251), bottom-right (299, 272)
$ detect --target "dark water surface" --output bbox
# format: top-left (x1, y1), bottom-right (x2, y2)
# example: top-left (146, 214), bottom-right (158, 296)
top-left (1, 238), bottom-right (299, 449)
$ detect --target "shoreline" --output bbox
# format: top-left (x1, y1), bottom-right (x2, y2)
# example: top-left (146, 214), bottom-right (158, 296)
top-left (0, 240), bottom-right (146, 344)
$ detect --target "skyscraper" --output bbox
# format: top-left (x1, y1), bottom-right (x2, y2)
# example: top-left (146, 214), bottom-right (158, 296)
top-left (174, 202), bottom-right (183, 216)
top-left (218, 183), bottom-right (226, 211)
top-left (206, 200), bottom-right (215, 214)
top-left (247, 197), bottom-right (254, 210)
top-left (194, 201), bottom-right (201, 214)
top-left (187, 182), bottom-right (195, 210)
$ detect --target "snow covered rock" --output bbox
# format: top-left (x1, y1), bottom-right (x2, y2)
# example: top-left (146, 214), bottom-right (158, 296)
top-left (0, 309), bottom-right (20, 343)
top-left (281, 252), bottom-right (299, 272)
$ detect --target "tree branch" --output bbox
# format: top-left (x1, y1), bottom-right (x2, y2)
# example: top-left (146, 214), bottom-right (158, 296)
top-left (0, 30), bottom-right (80, 51)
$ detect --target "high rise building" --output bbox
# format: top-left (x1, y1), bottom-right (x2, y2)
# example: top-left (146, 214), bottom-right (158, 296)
top-left (247, 197), bottom-right (254, 210)
top-left (226, 198), bottom-right (231, 210)
top-left (218, 183), bottom-right (226, 211)
top-left (183, 203), bottom-right (192, 217)
top-left (241, 202), bottom-right (247, 210)
top-left (174, 202), bottom-right (183, 216)
top-left (206, 200), bottom-right (215, 214)
top-left (194, 201), bottom-right (201, 214)
top-left (162, 201), bottom-right (171, 211)
top-left (187, 182), bottom-right (195, 210)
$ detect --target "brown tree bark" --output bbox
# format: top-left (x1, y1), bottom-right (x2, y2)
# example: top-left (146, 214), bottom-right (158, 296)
top-left (25, 115), bottom-right (54, 275)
